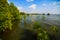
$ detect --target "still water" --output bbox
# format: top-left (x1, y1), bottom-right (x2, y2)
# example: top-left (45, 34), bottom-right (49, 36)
top-left (0, 14), bottom-right (60, 40)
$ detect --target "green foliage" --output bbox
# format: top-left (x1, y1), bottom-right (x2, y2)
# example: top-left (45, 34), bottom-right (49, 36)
top-left (38, 28), bottom-right (49, 40)
top-left (0, 0), bottom-right (21, 32)
top-left (34, 22), bottom-right (49, 40)
top-left (50, 26), bottom-right (58, 34)
top-left (34, 21), bottom-right (41, 29)
top-left (0, 0), bottom-right (12, 20)
top-left (20, 12), bottom-right (26, 15)
top-left (9, 2), bottom-right (20, 20)
top-left (2, 20), bottom-right (12, 30)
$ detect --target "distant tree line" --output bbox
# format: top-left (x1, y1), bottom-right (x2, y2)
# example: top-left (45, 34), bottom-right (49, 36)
top-left (20, 12), bottom-right (26, 15)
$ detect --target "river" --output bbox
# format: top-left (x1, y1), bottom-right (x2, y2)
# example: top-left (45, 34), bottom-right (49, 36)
top-left (0, 14), bottom-right (60, 40)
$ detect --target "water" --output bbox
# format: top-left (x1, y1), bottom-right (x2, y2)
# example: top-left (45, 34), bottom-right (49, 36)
top-left (21, 14), bottom-right (60, 26)
top-left (0, 14), bottom-right (60, 40)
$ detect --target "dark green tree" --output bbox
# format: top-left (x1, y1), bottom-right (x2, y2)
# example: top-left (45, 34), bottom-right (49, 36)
top-left (0, 0), bottom-right (12, 31)
top-left (47, 13), bottom-right (50, 15)
top-left (0, 0), bottom-right (21, 32)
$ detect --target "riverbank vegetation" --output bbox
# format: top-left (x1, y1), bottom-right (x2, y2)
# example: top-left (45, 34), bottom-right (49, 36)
top-left (0, 0), bottom-right (20, 32)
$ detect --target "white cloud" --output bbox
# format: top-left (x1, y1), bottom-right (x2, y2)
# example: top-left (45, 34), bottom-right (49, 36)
top-left (8, 1), bottom-right (10, 3)
top-left (42, 3), bottom-right (46, 7)
top-left (17, 6), bottom-right (22, 9)
top-left (17, 6), bottom-right (23, 11)
top-left (28, 4), bottom-right (37, 9)
top-left (38, 2), bottom-right (60, 14)
top-left (52, 2), bottom-right (60, 5)
top-left (26, 0), bottom-right (34, 2)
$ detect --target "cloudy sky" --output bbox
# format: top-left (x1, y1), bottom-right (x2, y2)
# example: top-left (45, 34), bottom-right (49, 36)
top-left (8, 0), bottom-right (60, 14)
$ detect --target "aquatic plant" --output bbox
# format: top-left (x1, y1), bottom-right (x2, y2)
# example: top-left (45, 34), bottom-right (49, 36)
top-left (33, 21), bottom-right (41, 29)
top-left (49, 25), bottom-right (59, 37)
top-left (37, 26), bottom-right (49, 40)
top-left (34, 22), bottom-right (49, 40)
top-left (48, 26), bottom-right (59, 40)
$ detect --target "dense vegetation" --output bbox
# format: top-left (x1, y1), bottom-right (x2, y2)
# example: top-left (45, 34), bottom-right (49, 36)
top-left (0, 0), bottom-right (20, 32)
top-left (33, 21), bottom-right (59, 40)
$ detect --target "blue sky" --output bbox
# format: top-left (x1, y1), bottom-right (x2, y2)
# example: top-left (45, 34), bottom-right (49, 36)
top-left (8, 0), bottom-right (60, 14)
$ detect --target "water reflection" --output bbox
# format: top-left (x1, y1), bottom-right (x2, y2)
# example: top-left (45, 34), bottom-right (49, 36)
top-left (41, 15), bottom-right (45, 21)
top-left (3, 20), bottom-right (21, 40)
top-left (20, 29), bottom-right (37, 40)
top-left (23, 15), bottom-right (27, 28)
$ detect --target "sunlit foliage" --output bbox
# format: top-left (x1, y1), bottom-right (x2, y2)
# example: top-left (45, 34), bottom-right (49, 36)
top-left (0, 0), bottom-right (20, 32)
top-left (9, 2), bottom-right (20, 20)
top-left (37, 28), bottom-right (49, 40)
top-left (34, 22), bottom-right (49, 40)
